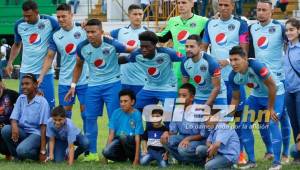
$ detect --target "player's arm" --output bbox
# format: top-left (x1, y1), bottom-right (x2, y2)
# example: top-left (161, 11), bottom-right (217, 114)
top-left (264, 76), bottom-right (278, 121)
top-left (6, 42), bottom-right (22, 75)
top-left (200, 21), bottom-right (210, 52)
top-left (38, 50), bottom-right (56, 86)
top-left (180, 134), bottom-right (202, 148)
top-left (107, 129), bottom-right (115, 145)
top-left (39, 124), bottom-right (47, 162)
top-left (239, 21), bottom-right (249, 57)
top-left (68, 143), bottom-right (75, 165)
top-left (48, 137), bottom-right (55, 161)
top-left (181, 60), bottom-right (190, 84)
top-left (206, 76), bottom-right (221, 107)
top-left (156, 22), bottom-right (172, 43)
top-left (133, 135), bottom-right (140, 165)
top-left (141, 140), bottom-right (148, 154)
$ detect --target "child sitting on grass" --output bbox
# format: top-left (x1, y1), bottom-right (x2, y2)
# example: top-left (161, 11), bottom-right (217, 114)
top-left (140, 108), bottom-right (169, 167)
top-left (46, 106), bottom-right (89, 165)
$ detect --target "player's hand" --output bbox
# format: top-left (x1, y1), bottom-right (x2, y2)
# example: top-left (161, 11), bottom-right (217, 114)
top-left (64, 88), bottom-right (75, 102)
top-left (39, 153), bottom-right (47, 163)
top-left (11, 126), bottom-right (19, 143)
top-left (162, 152), bottom-right (168, 160)
top-left (179, 138), bottom-right (190, 148)
top-left (37, 75), bottom-right (44, 87)
top-left (160, 131), bottom-right (169, 145)
top-left (269, 109), bottom-right (279, 122)
top-left (218, 60), bottom-right (229, 68)
top-left (207, 144), bottom-right (217, 158)
top-left (80, 19), bottom-right (88, 30)
top-left (5, 64), bottom-right (13, 77)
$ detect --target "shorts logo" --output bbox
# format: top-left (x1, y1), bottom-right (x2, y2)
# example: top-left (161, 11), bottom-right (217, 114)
top-left (228, 24), bottom-right (235, 31)
top-left (156, 57), bottom-right (164, 64)
top-left (260, 67), bottom-right (269, 77)
top-left (29, 33), bottom-right (41, 45)
top-left (194, 75), bottom-right (205, 85)
top-left (94, 59), bottom-right (106, 69)
top-left (269, 26), bottom-right (276, 34)
top-left (200, 65), bottom-right (207, 72)
top-left (257, 36), bottom-right (268, 49)
top-left (148, 67), bottom-right (160, 78)
top-left (65, 43), bottom-right (77, 55)
top-left (38, 23), bottom-right (45, 30)
top-left (127, 40), bottom-right (137, 47)
top-left (74, 32), bottom-right (81, 39)
top-left (190, 22), bottom-right (197, 28)
top-left (177, 30), bottom-right (189, 44)
top-left (215, 33), bottom-right (227, 46)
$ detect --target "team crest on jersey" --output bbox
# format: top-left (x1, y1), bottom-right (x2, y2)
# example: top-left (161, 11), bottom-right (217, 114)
top-left (29, 33), bottom-right (41, 45)
top-left (269, 26), bottom-right (276, 34)
top-left (247, 82), bottom-right (258, 88)
top-left (38, 23), bottom-right (45, 30)
top-left (102, 48), bottom-right (110, 55)
top-left (130, 119), bottom-right (136, 129)
top-left (200, 65), bottom-right (207, 72)
top-left (248, 73), bottom-right (254, 78)
top-left (190, 22), bottom-right (197, 28)
top-left (94, 59), bottom-right (106, 69)
top-left (228, 24), bottom-right (235, 31)
top-left (74, 32), bottom-right (81, 39)
top-left (156, 57), bottom-right (164, 64)
top-left (148, 67), bottom-right (161, 79)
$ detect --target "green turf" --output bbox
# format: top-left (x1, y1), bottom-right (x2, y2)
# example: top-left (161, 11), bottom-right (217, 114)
top-left (1, 79), bottom-right (299, 169)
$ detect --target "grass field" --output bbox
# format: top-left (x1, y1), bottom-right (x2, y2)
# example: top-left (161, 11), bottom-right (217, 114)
top-left (0, 79), bottom-right (299, 169)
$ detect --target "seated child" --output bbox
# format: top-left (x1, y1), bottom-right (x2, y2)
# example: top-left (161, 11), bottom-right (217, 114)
top-left (196, 115), bottom-right (240, 170)
top-left (47, 106), bottom-right (89, 165)
top-left (140, 108), bottom-right (169, 167)
top-left (102, 89), bottom-right (144, 165)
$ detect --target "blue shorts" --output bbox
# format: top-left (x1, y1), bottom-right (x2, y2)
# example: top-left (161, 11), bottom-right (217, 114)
top-left (121, 84), bottom-right (143, 96)
top-left (243, 94), bottom-right (285, 124)
top-left (58, 84), bottom-right (88, 106)
top-left (194, 98), bottom-right (227, 105)
top-left (85, 81), bottom-right (121, 119)
top-left (135, 89), bottom-right (177, 110)
top-left (19, 73), bottom-right (55, 109)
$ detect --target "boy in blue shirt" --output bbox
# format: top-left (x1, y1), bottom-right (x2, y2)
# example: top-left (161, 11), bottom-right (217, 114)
top-left (1, 73), bottom-right (50, 162)
top-left (102, 89), bottom-right (144, 165)
top-left (47, 106), bottom-right (89, 165)
top-left (140, 108), bottom-right (169, 167)
top-left (196, 116), bottom-right (240, 170)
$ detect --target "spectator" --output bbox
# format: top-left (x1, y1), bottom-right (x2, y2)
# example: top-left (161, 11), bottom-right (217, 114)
top-left (0, 38), bottom-right (11, 78)
top-left (212, 0), bottom-right (218, 15)
top-left (275, 0), bottom-right (289, 18)
top-left (0, 76), bottom-right (19, 160)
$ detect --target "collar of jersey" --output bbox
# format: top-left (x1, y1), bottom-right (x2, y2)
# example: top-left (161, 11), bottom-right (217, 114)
top-left (219, 15), bottom-right (233, 24)
top-left (180, 14), bottom-right (194, 24)
top-left (288, 41), bottom-right (300, 48)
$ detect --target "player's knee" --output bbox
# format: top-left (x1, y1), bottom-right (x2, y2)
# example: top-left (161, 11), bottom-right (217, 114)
top-left (1, 125), bottom-right (12, 138)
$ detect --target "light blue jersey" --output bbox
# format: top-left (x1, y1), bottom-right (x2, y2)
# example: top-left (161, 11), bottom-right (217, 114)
top-left (14, 15), bottom-right (59, 74)
top-left (228, 59), bottom-right (284, 97)
top-left (49, 23), bottom-right (88, 86)
top-left (181, 52), bottom-right (226, 100)
top-left (111, 25), bottom-right (147, 86)
top-left (202, 16), bottom-right (249, 81)
top-left (249, 20), bottom-right (285, 81)
top-left (77, 37), bottom-right (127, 86)
top-left (129, 47), bottom-right (183, 92)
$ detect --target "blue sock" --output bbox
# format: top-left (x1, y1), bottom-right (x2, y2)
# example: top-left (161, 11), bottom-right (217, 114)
top-left (269, 121), bottom-right (282, 165)
top-left (85, 117), bottom-right (98, 153)
top-left (66, 110), bottom-right (72, 118)
top-left (280, 111), bottom-right (291, 156)
top-left (241, 123), bottom-right (256, 163)
top-left (235, 121), bottom-right (244, 152)
top-left (259, 124), bottom-right (273, 154)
